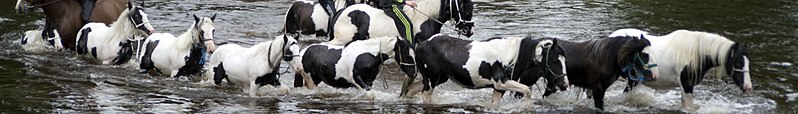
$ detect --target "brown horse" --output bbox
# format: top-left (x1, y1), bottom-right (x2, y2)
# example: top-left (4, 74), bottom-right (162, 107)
top-left (16, 0), bottom-right (128, 50)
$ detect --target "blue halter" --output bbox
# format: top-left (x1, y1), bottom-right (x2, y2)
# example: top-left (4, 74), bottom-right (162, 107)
top-left (623, 53), bottom-right (657, 82)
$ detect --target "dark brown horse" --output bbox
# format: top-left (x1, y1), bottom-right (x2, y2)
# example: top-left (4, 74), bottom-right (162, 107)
top-left (16, 0), bottom-right (128, 50)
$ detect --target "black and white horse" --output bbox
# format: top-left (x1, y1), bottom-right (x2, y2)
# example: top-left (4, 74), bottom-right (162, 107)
top-left (76, 3), bottom-right (154, 65)
top-left (139, 14), bottom-right (218, 77)
top-left (21, 29), bottom-right (63, 52)
top-left (204, 35), bottom-right (301, 97)
top-left (543, 36), bottom-right (659, 110)
top-left (402, 34), bottom-right (569, 104)
top-left (283, 0), bottom-right (368, 37)
top-left (328, 0), bottom-right (475, 45)
top-left (327, 0), bottom-right (475, 88)
top-left (293, 37), bottom-right (398, 91)
top-left (609, 28), bottom-right (752, 111)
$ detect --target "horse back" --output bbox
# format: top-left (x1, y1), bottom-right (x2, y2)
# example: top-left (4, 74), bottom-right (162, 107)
top-left (92, 0), bottom-right (127, 24)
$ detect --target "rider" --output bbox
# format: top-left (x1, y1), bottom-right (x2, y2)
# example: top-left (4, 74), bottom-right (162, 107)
top-left (79, 0), bottom-right (96, 25)
top-left (374, 0), bottom-right (417, 45)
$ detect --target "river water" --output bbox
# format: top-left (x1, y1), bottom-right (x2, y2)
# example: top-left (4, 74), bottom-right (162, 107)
top-left (0, 0), bottom-right (795, 113)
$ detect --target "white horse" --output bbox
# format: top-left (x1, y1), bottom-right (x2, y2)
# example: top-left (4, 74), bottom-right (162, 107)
top-left (204, 35), bottom-right (301, 97)
top-left (20, 29), bottom-right (63, 52)
top-left (293, 37), bottom-right (398, 91)
top-left (138, 14), bottom-right (218, 77)
top-left (609, 28), bottom-right (752, 111)
top-left (75, 3), bottom-right (155, 65)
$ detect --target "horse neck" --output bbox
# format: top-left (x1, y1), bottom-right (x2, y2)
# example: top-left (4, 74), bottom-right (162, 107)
top-left (106, 9), bottom-right (136, 42)
top-left (176, 25), bottom-right (200, 50)
top-left (255, 39), bottom-right (285, 63)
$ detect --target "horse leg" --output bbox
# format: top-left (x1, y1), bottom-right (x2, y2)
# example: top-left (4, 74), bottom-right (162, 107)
top-left (491, 90), bottom-right (506, 105)
top-left (293, 73), bottom-right (305, 88)
top-left (249, 80), bottom-right (259, 97)
top-left (591, 85), bottom-right (607, 110)
top-left (493, 80), bottom-right (533, 100)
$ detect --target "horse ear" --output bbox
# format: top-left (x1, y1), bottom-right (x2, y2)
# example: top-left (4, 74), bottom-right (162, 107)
top-left (193, 14), bottom-right (200, 23)
top-left (283, 34), bottom-right (289, 42)
top-left (140, 1), bottom-right (144, 7)
top-left (127, 1), bottom-right (133, 9)
top-left (211, 14), bottom-right (217, 21)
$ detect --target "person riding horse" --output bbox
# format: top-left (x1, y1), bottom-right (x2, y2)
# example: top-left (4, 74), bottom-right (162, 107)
top-left (319, 0), bottom-right (417, 45)
top-left (374, 0), bottom-right (417, 45)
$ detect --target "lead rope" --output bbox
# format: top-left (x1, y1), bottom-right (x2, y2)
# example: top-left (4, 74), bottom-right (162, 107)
top-left (379, 41), bottom-right (389, 89)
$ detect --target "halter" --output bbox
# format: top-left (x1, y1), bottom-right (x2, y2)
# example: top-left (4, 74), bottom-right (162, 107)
top-left (623, 53), bottom-right (658, 82)
top-left (448, 0), bottom-right (473, 35)
top-left (541, 45), bottom-right (566, 90)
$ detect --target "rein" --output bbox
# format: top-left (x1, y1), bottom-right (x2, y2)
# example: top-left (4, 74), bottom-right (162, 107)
top-left (30, 0), bottom-right (61, 9)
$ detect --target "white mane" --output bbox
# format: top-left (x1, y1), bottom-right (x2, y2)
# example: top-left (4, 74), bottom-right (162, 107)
top-left (660, 30), bottom-right (735, 74)
top-left (175, 17), bottom-right (213, 50)
top-left (105, 8), bottom-right (139, 42)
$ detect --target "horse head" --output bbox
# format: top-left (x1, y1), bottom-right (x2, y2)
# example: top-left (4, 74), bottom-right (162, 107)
top-left (45, 29), bottom-right (64, 51)
top-left (726, 43), bottom-right (752, 93)
top-left (280, 35), bottom-right (301, 63)
top-left (617, 35), bottom-right (659, 83)
top-left (15, 0), bottom-right (43, 15)
top-left (127, 2), bottom-right (155, 36)
top-left (535, 38), bottom-right (569, 93)
top-left (445, 0), bottom-right (474, 37)
top-left (193, 14), bottom-right (217, 53)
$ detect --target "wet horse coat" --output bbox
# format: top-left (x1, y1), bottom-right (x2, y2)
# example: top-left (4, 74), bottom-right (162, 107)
top-left (283, 0), bottom-right (367, 37)
top-left (20, 29), bottom-right (63, 52)
top-left (549, 36), bottom-right (659, 110)
top-left (75, 3), bottom-right (154, 65)
top-left (405, 34), bottom-right (568, 104)
top-left (205, 35), bottom-right (301, 97)
top-left (293, 37), bottom-right (398, 90)
top-left (609, 28), bottom-right (752, 111)
top-left (139, 15), bottom-right (218, 77)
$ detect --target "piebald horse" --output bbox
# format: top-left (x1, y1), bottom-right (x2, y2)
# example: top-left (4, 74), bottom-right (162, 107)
top-left (76, 2), bottom-right (154, 65)
top-left (328, 0), bottom-right (475, 89)
top-left (403, 34), bottom-right (569, 104)
top-left (205, 35), bottom-right (301, 97)
top-left (609, 28), bottom-right (752, 111)
top-left (20, 29), bottom-right (64, 52)
top-left (15, 0), bottom-right (128, 50)
top-left (283, 0), bottom-right (368, 37)
top-left (139, 14), bottom-right (218, 77)
top-left (293, 37), bottom-right (398, 91)
top-left (545, 36), bottom-right (659, 110)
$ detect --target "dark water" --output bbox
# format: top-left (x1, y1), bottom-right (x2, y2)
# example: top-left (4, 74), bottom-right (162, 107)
top-left (0, 0), bottom-right (795, 113)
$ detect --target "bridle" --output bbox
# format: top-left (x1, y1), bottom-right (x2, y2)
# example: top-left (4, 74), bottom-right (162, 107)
top-left (541, 45), bottom-right (566, 90)
top-left (23, 0), bottom-right (61, 9)
top-left (447, 0), bottom-right (473, 35)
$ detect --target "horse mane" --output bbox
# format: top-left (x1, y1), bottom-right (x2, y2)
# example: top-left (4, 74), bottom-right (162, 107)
top-left (106, 7), bottom-right (137, 41)
top-left (253, 35), bottom-right (291, 61)
top-left (176, 17), bottom-right (211, 50)
top-left (660, 30), bottom-right (735, 75)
